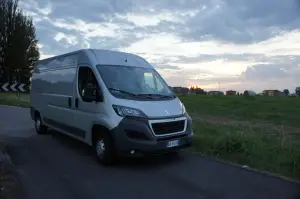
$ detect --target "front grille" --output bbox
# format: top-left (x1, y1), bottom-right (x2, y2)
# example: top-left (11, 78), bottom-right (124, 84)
top-left (151, 120), bottom-right (185, 135)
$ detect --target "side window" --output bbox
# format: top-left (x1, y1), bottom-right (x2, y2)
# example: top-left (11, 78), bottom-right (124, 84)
top-left (78, 67), bottom-right (100, 101)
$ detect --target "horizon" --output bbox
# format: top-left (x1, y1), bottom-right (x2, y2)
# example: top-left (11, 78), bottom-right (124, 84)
top-left (170, 86), bottom-right (295, 94)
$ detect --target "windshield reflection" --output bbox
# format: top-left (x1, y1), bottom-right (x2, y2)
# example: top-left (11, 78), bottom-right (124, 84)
top-left (97, 65), bottom-right (174, 100)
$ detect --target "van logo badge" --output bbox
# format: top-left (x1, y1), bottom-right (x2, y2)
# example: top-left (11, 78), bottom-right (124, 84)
top-left (164, 110), bottom-right (169, 115)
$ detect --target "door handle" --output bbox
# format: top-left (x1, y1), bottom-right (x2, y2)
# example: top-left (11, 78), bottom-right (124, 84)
top-left (68, 97), bottom-right (72, 107)
top-left (75, 98), bottom-right (78, 108)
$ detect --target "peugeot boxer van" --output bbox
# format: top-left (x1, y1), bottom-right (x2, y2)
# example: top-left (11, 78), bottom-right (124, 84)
top-left (30, 49), bottom-right (193, 165)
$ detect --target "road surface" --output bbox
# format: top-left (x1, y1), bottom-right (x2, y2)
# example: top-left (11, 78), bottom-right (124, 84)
top-left (1, 105), bottom-right (299, 199)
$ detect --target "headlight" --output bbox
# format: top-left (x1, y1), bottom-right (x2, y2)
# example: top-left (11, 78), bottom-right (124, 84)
top-left (181, 103), bottom-right (186, 114)
top-left (112, 105), bottom-right (148, 118)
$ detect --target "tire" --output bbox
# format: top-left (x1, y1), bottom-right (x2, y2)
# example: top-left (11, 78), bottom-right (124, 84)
top-left (35, 114), bottom-right (48, 135)
top-left (93, 133), bottom-right (118, 166)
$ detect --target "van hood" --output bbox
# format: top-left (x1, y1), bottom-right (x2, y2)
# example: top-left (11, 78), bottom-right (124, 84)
top-left (113, 97), bottom-right (183, 118)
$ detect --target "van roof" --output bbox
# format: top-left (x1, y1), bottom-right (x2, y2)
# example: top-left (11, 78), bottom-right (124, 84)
top-left (90, 49), bottom-right (153, 69)
top-left (38, 49), bottom-right (154, 69)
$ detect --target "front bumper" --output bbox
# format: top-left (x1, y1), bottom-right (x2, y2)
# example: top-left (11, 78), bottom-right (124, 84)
top-left (110, 113), bottom-right (193, 156)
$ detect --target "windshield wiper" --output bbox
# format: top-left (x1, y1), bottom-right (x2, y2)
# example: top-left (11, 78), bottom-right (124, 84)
top-left (109, 89), bottom-right (174, 99)
top-left (108, 88), bottom-right (137, 96)
top-left (137, 94), bottom-right (173, 99)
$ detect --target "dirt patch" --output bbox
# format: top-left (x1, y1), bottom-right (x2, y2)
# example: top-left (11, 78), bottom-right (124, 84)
top-left (0, 168), bottom-right (24, 199)
top-left (0, 141), bottom-right (24, 199)
top-left (0, 140), bottom-right (8, 153)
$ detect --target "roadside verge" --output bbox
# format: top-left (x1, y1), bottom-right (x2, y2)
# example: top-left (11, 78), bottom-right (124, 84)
top-left (0, 93), bottom-right (30, 108)
top-left (0, 138), bottom-right (24, 199)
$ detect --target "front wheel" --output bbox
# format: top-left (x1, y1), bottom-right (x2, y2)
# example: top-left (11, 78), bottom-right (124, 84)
top-left (35, 115), bottom-right (48, 135)
top-left (94, 133), bottom-right (118, 166)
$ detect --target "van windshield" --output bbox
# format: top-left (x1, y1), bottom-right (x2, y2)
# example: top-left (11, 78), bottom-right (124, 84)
top-left (96, 65), bottom-right (175, 100)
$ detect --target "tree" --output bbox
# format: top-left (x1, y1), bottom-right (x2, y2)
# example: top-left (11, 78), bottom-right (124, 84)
top-left (296, 87), bottom-right (300, 97)
top-left (0, 0), bottom-right (39, 84)
top-left (195, 88), bottom-right (206, 95)
top-left (190, 85), bottom-right (206, 95)
top-left (283, 89), bottom-right (289, 96)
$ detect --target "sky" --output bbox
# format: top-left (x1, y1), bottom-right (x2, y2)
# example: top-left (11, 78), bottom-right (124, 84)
top-left (19, 0), bottom-right (300, 93)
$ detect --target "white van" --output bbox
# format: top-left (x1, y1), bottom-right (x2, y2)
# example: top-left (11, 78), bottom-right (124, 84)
top-left (30, 49), bottom-right (193, 165)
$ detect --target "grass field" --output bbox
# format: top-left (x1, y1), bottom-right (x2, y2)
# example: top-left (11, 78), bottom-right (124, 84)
top-left (0, 92), bottom-right (30, 107)
top-left (0, 92), bottom-right (299, 179)
top-left (182, 94), bottom-right (300, 180)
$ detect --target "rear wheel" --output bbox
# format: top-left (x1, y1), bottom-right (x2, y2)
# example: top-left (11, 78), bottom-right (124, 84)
top-left (93, 133), bottom-right (118, 166)
top-left (35, 114), bottom-right (48, 135)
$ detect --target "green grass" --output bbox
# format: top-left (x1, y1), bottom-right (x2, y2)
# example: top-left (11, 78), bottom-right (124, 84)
top-left (0, 92), bottom-right (30, 107)
top-left (193, 120), bottom-right (300, 179)
top-left (180, 94), bottom-right (300, 180)
top-left (181, 94), bottom-right (300, 128)
top-left (0, 93), bottom-right (299, 179)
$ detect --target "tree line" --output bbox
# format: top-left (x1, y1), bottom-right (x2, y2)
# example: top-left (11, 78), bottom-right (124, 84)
top-left (0, 0), bottom-right (39, 84)
top-left (189, 87), bottom-right (300, 96)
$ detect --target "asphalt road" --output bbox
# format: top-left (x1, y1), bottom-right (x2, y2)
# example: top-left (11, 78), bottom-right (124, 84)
top-left (1, 105), bottom-right (300, 199)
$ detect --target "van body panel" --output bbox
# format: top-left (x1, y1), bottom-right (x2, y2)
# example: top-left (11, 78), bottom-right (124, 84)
top-left (108, 96), bottom-right (183, 118)
top-left (31, 53), bottom-right (78, 129)
top-left (30, 49), bottom-right (193, 156)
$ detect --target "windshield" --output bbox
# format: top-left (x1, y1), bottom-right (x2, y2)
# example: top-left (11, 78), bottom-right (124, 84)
top-left (96, 65), bottom-right (175, 100)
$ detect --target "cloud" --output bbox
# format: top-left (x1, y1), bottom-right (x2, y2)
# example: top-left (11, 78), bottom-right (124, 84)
top-left (176, 0), bottom-right (300, 44)
top-left (241, 56), bottom-right (300, 82)
top-left (154, 64), bottom-right (180, 70)
top-left (18, 0), bottom-right (300, 93)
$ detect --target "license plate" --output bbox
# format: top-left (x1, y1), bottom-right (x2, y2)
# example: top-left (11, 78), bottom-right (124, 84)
top-left (167, 140), bottom-right (180, 148)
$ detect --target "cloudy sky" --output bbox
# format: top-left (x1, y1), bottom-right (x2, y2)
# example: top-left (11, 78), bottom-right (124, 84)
top-left (19, 0), bottom-right (300, 93)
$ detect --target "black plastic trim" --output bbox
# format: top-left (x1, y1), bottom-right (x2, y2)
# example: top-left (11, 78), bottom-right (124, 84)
top-left (44, 117), bottom-right (86, 138)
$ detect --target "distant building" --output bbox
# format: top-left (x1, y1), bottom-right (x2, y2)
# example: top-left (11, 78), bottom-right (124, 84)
top-left (226, 90), bottom-right (237, 95)
top-left (296, 87), bottom-right (300, 96)
top-left (207, 91), bottom-right (224, 96)
top-left (244, 90), bottom-right (256, 96)
top-left (263, 90), bottom-right (285, 96)
top-left (172, 86), bottom-right (189, 94)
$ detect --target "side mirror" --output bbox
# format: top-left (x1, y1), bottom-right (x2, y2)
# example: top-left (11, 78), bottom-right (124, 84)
top-left (82, 88), bottom-right (103, 102)
top-left (95, 89), bottom-right (103, 102)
